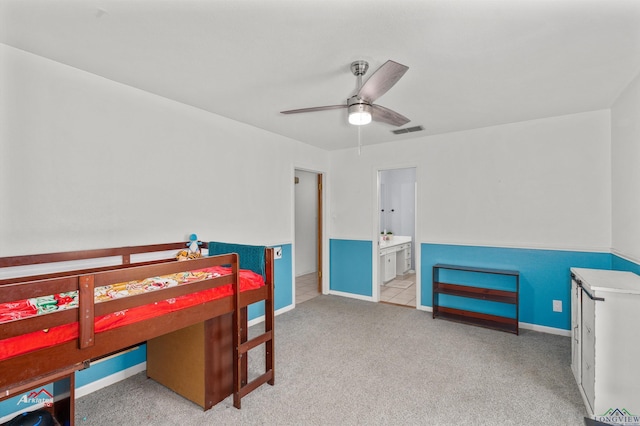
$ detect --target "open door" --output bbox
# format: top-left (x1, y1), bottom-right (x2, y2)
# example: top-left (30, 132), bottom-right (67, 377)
top-left (294, 170), bottom-right (323, 304)
top-left (316, 173), bottom-right (323, 292)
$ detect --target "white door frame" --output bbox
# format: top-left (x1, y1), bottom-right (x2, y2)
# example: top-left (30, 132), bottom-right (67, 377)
top-left (372, 165), bottom-right (420, 306)
top-left (292, 167), bottom-right (328, 305)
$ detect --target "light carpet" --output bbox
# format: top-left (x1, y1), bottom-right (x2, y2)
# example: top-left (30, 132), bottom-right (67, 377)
top-left (75, 295), bottom-right (587, 425)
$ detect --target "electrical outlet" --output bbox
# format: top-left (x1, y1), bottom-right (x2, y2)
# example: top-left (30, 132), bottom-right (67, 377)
top-left (273, 246), bottom-right (282, 259)
top-left (553, 300), bottom-right (562, 312)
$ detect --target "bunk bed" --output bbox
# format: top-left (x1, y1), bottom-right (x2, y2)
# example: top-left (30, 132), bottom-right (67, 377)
top-left (0, 241), bottom-right (275, 425)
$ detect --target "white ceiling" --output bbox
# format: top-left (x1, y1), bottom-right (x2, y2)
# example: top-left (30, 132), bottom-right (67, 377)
top-left (2, 0), bottom-right (640, 151)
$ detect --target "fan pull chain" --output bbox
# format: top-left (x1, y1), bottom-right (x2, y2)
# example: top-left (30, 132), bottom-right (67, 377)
top-left (358, 125), bottom-right (362, 155)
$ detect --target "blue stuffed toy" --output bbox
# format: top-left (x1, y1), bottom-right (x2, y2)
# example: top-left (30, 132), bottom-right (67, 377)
top-left (176, 234), bottom-right (203, 261)
top-left (187, 233), bottom-right (202, 255)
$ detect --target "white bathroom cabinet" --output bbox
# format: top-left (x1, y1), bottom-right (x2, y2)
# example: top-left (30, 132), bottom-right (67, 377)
top-left (570, 268), bottom-right (640, 419)
top-left (379, 236), bottom-right (411, 284)
top-left (382, 250), bottom-right (396, 283)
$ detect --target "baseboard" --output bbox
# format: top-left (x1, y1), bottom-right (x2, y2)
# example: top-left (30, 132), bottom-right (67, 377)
top-left (417, 305), bottom-right (569, 336)
top-left (75, 362), bottom-right (147, 399)
top-left (248, 313), bottom-right (265, 327)
top-left (328, 289), bottom-right (374, 302)
top-left (275, 304), bottom-right (295, 317)
top-left (519, 321), bottom-right (570, 336)
top-left (247, 304), bottom-right (294, 327)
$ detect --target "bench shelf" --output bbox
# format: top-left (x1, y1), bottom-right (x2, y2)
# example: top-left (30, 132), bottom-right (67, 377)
top-left (432, 264), bottom-right (519, 335)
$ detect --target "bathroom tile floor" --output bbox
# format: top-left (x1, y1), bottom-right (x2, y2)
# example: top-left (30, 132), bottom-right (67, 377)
top-left (380, 272), bottom-right (416, 308)
top-left (296, 271), bottom-right (416, 308)
top-left (296, 272), bottom-right (320, 304)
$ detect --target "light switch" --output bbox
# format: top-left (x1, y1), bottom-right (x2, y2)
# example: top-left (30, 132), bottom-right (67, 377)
top-left (274, 246), bottom-right (282, 259)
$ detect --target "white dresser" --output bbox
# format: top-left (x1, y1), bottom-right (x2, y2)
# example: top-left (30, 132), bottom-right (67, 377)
top-left (570, 268), bottom-right (640, 420)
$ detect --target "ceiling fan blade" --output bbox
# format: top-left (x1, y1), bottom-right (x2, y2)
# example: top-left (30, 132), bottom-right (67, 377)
top-left (357, 60), bottom-right (408, 103)
top-left (371, 104), bottom-right (410, 127)
top-left (280, 105), bottom-right (346, 114)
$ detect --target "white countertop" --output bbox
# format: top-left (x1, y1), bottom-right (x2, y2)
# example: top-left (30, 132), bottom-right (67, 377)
top-left (379, 236), bottom-right (411, 249)
top-left (571, 267), bottom-right (640, 295)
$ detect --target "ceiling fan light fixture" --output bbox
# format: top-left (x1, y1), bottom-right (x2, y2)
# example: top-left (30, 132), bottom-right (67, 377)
top-left (348, 103), bottom-right (372, 125)
top-left (280, 59), bottom-right (410, 128)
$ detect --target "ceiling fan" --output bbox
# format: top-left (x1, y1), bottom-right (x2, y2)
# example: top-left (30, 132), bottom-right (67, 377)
top-left (280, 60), bottom-right (410, 127)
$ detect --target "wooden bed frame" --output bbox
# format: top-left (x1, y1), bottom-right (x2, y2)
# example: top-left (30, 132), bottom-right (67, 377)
top-left (0, 241), bottom-right (275, 425)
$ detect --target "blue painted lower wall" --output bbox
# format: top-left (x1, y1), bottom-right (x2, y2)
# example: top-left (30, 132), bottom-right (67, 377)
top-left (422, 244), bottom-right (612, 330)
top-left (328, 239), bottom-right (618, 330)
top-left (248, 243), bottom-right (293, 319)
top-left (0, 243), bottom-right (293, 420)
top-left (329, 239), bottom-right (372, 297)
top-left (612, 254), bottom-right (640, 275)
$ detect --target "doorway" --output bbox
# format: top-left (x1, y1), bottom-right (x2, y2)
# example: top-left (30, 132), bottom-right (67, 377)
top-left (376, 167), bottom-right (417, 307)
top-left (294, 169), bottom-right (323, 305)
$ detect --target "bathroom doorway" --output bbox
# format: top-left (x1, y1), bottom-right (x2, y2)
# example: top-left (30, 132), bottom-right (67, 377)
top-left (376, 167), bottom-right (417, 307)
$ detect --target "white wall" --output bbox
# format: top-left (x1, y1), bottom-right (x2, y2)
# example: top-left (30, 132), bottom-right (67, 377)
top-left (611, 70), bottom-right (640, 263)
top-left (294, 169), bottom-right (317, 276)
top-left (0, 44), bottom-right (329, 256)
top-left (0, 41), bottom-right (617, 260)
top-left (330, 110), bottom-right (611, 252)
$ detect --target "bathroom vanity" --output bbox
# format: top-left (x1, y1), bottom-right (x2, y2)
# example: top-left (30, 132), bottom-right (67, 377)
top-left (379, 236), bottom-right (412, 283)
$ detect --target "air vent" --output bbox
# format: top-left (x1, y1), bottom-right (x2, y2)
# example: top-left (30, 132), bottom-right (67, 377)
top-left (392, 125), bottom-right (424, 135)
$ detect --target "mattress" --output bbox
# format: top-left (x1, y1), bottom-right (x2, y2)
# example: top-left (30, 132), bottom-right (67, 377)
top-left (0, 266), bottom-right (264, 361)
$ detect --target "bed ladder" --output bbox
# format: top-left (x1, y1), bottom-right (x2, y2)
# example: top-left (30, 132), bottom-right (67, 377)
top-left (232, 248), bottom-right (275, 409)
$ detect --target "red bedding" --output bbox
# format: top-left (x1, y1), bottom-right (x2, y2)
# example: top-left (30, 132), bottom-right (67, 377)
top-left (0, 266), bottom-right (264, 362)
